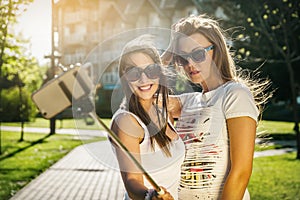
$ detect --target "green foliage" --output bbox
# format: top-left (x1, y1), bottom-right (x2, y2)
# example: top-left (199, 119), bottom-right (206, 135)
top-left (202, 0), bottom-right (300, 62)
top-left (0, 53), bottom-right (44, 121)
top-left (229, 0), bottom-right (299, 102)
top-left (1, 36), bottom-right (43, 92)
top-left (0, 0), bottom-right (34, 63)
top-left (0, 0), bottom-right (44, 123)
top-left (0, 87), bottom-right (37, 122)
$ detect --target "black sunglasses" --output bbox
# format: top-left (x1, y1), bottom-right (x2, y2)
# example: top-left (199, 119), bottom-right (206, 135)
top-left (175, 45), bottom-right (214, 66)
top-left (125, 63), bottom-right (161, 82)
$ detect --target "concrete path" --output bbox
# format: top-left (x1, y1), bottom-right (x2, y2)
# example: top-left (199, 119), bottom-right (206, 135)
top-left (9, 141), bottom-right (126, 200)
top-left (254, 148), bottom-right (296, 158)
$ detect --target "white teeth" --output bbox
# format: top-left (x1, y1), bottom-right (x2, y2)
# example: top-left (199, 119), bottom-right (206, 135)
top-left (139, 85), bottom-right (151, 90)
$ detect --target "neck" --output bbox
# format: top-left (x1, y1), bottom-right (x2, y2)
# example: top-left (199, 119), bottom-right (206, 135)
top-left (140, 99), bottom-right (154, 111)
top-left (201, 77), bottom-right (225, 93)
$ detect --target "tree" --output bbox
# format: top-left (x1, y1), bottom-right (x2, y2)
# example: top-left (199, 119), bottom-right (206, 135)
top-left (233, 0), bottom-right (300, 159)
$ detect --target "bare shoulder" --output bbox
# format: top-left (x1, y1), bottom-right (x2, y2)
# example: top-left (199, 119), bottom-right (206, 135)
top-left (111, 112), bottom-right (144, 139)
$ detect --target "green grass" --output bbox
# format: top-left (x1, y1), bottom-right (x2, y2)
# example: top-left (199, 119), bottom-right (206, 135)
top-left (258, 121), bottom-right (295, 134)
top-left (0, 131), bottom-right (104, 200)
top-left (1, 117), bottom-right (111, 130)
top-left (257, 120), bottom-right (296, 140)
top-left (248, 152), bottom-right (300, 200)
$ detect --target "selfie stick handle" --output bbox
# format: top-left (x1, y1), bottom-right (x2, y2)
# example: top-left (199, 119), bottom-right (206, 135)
top-left (89, 112), bottom-right (165, 195)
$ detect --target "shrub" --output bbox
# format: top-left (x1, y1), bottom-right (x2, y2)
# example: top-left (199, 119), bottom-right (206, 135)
top-left (0, 87), bottom-right (37, 122)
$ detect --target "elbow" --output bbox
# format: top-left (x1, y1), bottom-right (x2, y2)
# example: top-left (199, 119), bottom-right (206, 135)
top-left (231, 165), bottom-right (253, 185)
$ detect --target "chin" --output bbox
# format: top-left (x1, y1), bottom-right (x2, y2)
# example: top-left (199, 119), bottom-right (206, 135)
top-left (190, 77), bottom-right (202, 84)
top-left (140, 94), bottom-right (156, 100)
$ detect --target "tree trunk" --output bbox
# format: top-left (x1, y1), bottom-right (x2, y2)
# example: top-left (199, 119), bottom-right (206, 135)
top-left (50, 118), bottom-right (56, 135)
top-left (286, 61), bottom-right (300, 159)
top-left (18, 84), bottom-right (24, 142)
top-left (48, 0), bottom-right (56, 135)
top-left (19, 121), bottom-right (24, 142)
top-left (0, 89), bottom-right (2, 154)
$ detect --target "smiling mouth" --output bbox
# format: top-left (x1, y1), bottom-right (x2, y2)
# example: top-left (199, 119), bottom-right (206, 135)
top-left (138, 84), bottom-right (152, 91)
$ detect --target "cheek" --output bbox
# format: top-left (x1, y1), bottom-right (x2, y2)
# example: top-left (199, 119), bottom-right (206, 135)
top-left (183, 67), bottom-right (190, 76)
top-left (151, 79), bottom-right (160, 91)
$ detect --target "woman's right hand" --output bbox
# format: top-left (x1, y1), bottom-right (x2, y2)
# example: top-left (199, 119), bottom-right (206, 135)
top-left (151, 187), bottom-right (174, 200)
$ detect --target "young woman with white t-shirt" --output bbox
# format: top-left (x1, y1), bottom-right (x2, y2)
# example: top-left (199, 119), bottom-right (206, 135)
top-left (161, 15), bottom-right (271, 200)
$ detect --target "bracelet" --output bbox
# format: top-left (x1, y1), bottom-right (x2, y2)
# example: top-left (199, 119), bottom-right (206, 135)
top-left (144, 189), bottom-right (156, 200)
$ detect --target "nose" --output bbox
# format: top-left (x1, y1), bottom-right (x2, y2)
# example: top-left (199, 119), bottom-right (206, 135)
top-left (138, 72), bottom-right (149, 82)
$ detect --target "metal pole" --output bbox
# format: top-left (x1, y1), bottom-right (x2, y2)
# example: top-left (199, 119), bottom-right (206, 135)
top-left (49, 0), bottom-right (56, 135)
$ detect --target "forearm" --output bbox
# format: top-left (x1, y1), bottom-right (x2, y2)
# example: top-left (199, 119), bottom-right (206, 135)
top-left (126, 183), bottom-right (147, 200)
top-left (221, 169), bottom-right (251, 200)
top-left (125, 178), bottom-right (148, 200)
top-left (223, 117), bottom-right (256, 199)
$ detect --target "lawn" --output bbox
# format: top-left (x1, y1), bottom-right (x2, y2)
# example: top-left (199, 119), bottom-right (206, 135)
top-left (248, 152), bottom-right (300, 200)
top-left (1, 117), bottom-right (111, 130)
top-left (257, 120), bottom-right (296, 139)
top-left (0, 131), bottom-right (104, 200)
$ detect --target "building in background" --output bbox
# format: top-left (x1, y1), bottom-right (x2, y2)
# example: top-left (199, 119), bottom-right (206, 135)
top-left (53, 0), bottom-right (204, 116)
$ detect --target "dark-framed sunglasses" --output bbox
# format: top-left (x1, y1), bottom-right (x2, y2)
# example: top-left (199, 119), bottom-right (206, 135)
top-left (125, 63), bottom-right (161, 82)
top-left (175, 45), bottom-right (214, 66)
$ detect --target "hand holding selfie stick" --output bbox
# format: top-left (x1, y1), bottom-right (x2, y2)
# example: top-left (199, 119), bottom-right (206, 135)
top-left (74, 96), bottom-right (165, 196)
top-left (90, 111), bottom-right (164, 196)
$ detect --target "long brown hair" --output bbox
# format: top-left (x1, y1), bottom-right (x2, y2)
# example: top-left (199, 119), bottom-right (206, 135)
top-left (118, 35), bottom-right (172, 156)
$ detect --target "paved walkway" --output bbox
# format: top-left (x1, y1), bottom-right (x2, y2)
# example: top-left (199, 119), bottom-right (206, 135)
top-left (9, 141), bottom-right (126, 200)
top-left (2, 126), bottom-right (296, 200)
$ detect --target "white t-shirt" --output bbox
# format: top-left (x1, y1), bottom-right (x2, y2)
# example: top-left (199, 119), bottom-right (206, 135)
top-left (111, 109), bottom-right (185, 200)
top-left (176, 81), bottom-right (259, 200)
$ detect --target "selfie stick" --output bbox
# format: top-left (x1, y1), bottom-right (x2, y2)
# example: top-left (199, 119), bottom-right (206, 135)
top-left (88, 111), bottom-right (165, 195)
